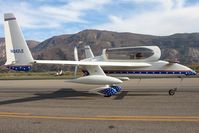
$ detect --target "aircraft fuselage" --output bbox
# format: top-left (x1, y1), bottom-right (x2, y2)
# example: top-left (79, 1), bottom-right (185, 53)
top-left (82, 60), bottom-right (196, 77)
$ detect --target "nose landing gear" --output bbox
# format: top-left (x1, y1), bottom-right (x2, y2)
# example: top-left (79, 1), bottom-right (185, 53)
top-left (168, 77), bottom-right (184, 96)
top-left (168, 88), bottom-right (177, 96)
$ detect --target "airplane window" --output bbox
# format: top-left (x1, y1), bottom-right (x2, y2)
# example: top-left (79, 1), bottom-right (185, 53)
top-left (106, 47), bottom-right (154, 60)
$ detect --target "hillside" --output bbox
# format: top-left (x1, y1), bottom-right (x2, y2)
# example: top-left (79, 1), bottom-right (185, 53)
top-left (32, 30), bottom-right (199, 65)
top-left (1, 30), bottom-right (199, 71)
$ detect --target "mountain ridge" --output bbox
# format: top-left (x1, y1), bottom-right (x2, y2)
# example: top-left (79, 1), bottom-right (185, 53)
top-left (0, 30), bottom-right (199, 71)
top-left (32, 30), bottom-right (199, 64)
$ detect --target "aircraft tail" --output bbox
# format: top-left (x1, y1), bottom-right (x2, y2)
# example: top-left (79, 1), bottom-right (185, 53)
top-left (82, 45), bottom-right (105, 75)
top-left (4, 13), bottom-right (34, 71)
top-left (84, 45), bottom-right (94, 58)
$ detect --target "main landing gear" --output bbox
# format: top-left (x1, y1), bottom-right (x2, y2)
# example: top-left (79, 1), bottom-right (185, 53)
top-left (168, 88), bottom-right (177, 96)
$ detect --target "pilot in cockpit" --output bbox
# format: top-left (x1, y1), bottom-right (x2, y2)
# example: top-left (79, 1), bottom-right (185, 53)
top-left (136, 52), bottom-right (143, 59)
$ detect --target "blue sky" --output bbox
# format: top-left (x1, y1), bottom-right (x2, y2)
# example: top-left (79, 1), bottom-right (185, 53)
top-left (0, 0), bottom-right (199, 41)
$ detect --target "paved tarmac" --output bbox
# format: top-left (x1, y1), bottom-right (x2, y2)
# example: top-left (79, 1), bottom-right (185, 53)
top-left (0, 78), bottom-right (199, 133)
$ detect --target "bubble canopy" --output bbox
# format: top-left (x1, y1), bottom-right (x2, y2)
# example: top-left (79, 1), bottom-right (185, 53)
top-left (102, 46), bottom-right (161, 62)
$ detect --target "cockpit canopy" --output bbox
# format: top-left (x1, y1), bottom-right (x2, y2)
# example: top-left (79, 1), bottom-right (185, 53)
top-left (102, 46), bottom-right (161, 62)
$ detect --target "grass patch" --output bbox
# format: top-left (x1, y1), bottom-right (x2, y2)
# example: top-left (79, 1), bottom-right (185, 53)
top-left (0, 66), bottom-right (198, 81)
top-left (189, 65), bottom-right (199, 73)
top-left (0, 71), bottom-right (83, 80)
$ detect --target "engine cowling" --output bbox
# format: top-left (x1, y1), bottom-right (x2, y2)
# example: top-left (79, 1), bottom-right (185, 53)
top-left (98, 86), bottom-right (122, 97)
top-left (98, 87), bottom-right (117, 97)
top-left (111, 85), bottom-right (122, 92)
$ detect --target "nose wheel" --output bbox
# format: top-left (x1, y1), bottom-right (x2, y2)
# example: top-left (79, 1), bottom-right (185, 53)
top-left (168, 88), bottom-right (177, 96)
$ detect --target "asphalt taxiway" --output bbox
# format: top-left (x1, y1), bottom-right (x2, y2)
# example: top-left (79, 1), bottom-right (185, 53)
top-left (0, 78), bottom-right (199, 133)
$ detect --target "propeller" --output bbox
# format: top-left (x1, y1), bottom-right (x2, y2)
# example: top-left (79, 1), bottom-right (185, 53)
top-left (74, 46), bottom-right (79, 61)
top-left (74, 46), bottom-right (79, 78)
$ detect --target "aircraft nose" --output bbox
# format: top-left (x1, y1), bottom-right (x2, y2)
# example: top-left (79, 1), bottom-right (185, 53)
top-left (187, 70), bottom-right (197, 75)
top-left (191, 70), bottom-right (197, 75)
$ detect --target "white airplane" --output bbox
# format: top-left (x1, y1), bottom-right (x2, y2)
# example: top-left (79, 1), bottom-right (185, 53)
top-left (3, 13), bottom-right (197, 96)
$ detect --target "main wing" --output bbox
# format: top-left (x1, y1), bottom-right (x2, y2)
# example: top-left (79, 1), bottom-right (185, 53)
top-left (4, 13), bottom-right (151, 69)
top-left (34, 60), bottom-right (151, 67)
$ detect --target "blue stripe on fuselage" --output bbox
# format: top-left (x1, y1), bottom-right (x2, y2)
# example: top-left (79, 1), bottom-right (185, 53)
top-left (82, 70), bottom-right (196, 76)
top-left (104, 70), bottom-right (196, 76)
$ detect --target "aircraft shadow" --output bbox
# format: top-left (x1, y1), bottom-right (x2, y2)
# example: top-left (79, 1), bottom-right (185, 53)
top-left (114, 91), bottom-right (168, 100)
top-left (0, 89), bottom-right (169, 105)
top-left (0, 88), bottom-right (97, 105)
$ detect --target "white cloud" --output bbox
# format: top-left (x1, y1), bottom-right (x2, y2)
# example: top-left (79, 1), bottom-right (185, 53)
top-left (0, 2), bottom-right (60, 29)
top-left (0, 0), bottom-right (111, 29)
top-left (0, 0), bottom-right (199, 40)
top-left (96, 0), bottom-right (199, 35)
top-left (125, 0), bottom-right (185, 9)
top-left (0, 0), bottom-right (112, 40)
top-left (39, 0), bottom-right (112, 23)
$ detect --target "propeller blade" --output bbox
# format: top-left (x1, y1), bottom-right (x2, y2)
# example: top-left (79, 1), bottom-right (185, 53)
top-left (74, 65), bottom-right (78, 78)
top-left (74, 46), bottom-right (78, 61)
top-left (74, 46), bottom-right (79, 78)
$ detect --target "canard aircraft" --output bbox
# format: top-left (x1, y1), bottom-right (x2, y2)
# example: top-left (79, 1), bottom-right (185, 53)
top-left (3, 13), bottom-right (197, 97)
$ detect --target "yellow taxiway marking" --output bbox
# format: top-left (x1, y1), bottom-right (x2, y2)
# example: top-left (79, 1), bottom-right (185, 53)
top-left (0, 112), bottom-right (30, 115)
top-left (0, 112), bottom-right (199, 122)
top-left (98, 115), bottom-right (199, 119)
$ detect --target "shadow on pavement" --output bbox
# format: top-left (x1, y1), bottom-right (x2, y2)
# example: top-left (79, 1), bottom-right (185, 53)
top-left (0, 89), bottom-right (169, 105)
top-left (0, 88), bottom-right (97, 105)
